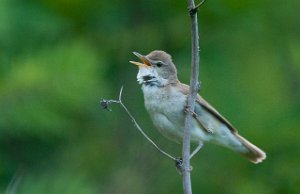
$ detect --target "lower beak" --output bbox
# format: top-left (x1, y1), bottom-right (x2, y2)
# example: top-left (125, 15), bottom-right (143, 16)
top-left (129, 52), bottom-right (152, 67)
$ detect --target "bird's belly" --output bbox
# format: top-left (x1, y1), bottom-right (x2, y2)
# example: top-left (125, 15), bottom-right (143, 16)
top-left (147, 100), bottom-right (186, 143)
top-left (149, 107), bottom-right (212, 143)
top-left (142, 86), bottom-right (186, 142)
top-left (141, 86), bottom-right (244, 149)
top-left (151, 112), bottom-right (184, 143)
top-left (142, 86), bottom-right (216, 143)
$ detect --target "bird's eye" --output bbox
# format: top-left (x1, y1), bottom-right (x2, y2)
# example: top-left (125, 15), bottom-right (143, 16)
top-left (156, 61), bottom-right (164, 67)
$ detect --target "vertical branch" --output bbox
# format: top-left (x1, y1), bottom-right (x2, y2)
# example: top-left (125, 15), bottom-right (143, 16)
top-left (182, 0), bottom-right (203, 193)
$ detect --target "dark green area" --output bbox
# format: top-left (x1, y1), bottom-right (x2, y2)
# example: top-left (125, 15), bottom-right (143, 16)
top-left (0, 0), bottom-right (299, 193)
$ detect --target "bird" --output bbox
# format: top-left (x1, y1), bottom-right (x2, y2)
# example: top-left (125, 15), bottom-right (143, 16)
top-left (129, 50), bottom-right (266, 164)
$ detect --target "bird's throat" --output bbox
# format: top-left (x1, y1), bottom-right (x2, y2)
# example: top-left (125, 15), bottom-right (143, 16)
top-left (142, 75), bottom-right (156, 82)
top-left (136, 67), bottom-right (169, 87)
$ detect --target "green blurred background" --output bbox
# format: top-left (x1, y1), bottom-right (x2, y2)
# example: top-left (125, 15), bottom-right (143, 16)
top-left (1, 0), bottom-right (300, 193)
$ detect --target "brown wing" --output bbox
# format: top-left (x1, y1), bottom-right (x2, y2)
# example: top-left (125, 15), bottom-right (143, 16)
top-left (178, 83), bottom-right (237, 133)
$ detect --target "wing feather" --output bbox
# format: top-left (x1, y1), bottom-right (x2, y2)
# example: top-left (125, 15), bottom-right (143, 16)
top-left (178, 83), bottom-right (237, 133)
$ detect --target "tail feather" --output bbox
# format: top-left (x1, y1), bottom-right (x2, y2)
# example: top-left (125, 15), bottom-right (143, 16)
top-left (234, 133), bottom-right (266, 164)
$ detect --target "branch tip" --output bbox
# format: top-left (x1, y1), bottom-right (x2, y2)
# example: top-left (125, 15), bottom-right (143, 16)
top-left (196, 0), bottom-right (207, 9)
top-left (100, 99), bottom-right (112, 111)
top-left (119, 86), bottom-right (124, 101)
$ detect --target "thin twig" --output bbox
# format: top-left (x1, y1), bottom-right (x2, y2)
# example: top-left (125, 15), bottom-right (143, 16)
top-left (190, 142), bottom-right (203, 159)
top-left (195, 0), bottom-right (207, 10)
top-left (5, 169), bottom-right (23, 194)
top-left (100, 86), bottom-right (177, 162)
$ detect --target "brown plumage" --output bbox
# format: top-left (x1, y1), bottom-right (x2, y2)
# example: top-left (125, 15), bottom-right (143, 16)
top-left (178, 83), bottom-right (266, 163)
top-left (131, 50), bottom-right (266, 164)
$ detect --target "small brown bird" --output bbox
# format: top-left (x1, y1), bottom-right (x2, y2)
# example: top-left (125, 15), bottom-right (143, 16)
top-left (130, 50), bottom-right (266, 163)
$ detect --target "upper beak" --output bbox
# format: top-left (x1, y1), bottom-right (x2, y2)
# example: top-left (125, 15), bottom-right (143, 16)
top-left (129, 52), bottom-right (152, 67)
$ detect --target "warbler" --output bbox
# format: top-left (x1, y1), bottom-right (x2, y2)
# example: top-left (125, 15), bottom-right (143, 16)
top-left (130, 50), bottom-right (266, 163)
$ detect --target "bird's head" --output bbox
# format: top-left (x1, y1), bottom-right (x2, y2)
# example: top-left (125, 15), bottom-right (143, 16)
top-left (130, 50), bottom-right (178, 86)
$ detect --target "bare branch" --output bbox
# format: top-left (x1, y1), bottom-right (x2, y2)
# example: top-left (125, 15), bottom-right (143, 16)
top-left (100, 87), bottom-right (177, 162)
top-left (118, 85), bottom-right (124, 101)
top-left (5, 169), bottom-right (23, 194)
top-left (190, 142), bottom-right (203, 159)
top-left (182, 0), bottom-right (204, 193)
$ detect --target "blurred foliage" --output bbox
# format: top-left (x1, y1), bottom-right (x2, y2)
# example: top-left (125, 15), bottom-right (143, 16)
top-left (0, 0), bottom-right (300, 193)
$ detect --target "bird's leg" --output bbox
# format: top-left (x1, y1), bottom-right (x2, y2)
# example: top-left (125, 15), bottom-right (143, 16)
top-left (190, 141), bottom-right (204, 159)
top-left (184, 106), bottom-right (214, 134)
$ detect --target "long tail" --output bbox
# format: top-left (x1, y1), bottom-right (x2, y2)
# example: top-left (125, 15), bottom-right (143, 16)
top-left (234, 133), bottom-right (266, 164)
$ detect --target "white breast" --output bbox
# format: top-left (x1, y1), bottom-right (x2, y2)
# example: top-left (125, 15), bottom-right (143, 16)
top-left (141, 85), bottom-right (187, 142)
top-left (141, 84), bottom-right (215, 143)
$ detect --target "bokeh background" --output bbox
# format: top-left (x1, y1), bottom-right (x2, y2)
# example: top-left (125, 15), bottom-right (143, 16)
top-left (1, 0), bottom-right (300, 193)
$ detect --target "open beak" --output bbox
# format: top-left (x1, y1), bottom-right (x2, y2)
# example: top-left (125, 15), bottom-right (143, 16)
top-left (129, 52), bottom-right (152, 67)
